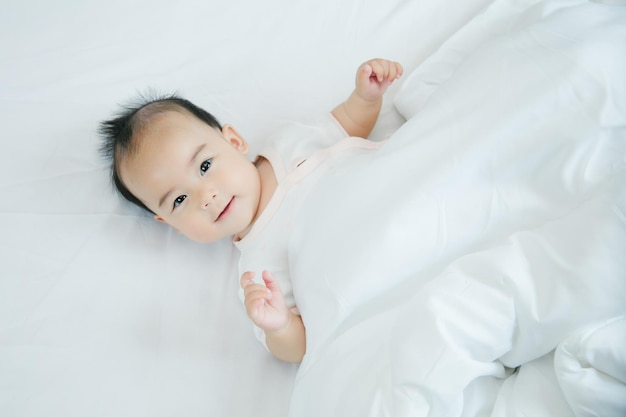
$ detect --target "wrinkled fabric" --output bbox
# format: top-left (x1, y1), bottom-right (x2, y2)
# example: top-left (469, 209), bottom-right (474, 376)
top-left (287, 1), bottom-right (626, 415)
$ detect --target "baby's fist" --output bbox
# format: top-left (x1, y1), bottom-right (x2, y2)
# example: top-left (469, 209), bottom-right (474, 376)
top-left (355, 58), bottom-right (403, 102)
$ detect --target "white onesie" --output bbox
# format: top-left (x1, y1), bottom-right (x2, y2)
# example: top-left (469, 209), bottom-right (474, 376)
top-left (233, 113), bottom-right (383, 346)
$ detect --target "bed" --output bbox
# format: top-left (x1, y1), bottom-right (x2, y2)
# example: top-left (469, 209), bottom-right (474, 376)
top-left (1, 0), bottom-right (624, 416)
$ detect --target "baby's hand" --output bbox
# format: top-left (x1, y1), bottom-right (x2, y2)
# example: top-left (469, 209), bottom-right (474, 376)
top-left (355, 58), bottom-right (403, 102)
top-left (240, 270), bottom-right (290, 333)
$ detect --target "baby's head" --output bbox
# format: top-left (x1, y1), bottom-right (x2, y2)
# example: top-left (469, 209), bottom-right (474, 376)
top-left (99, 94), bottom-right (263, 243)
top-left (99, 94), bottom-right (221, 213)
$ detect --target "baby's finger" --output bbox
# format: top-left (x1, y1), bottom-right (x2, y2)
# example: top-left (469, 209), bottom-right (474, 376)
top-left (243, 282), bottom-right (271, 300)
top-left (390, 61), bottom-right (403, 81)
top-left (361, 63), bottom-right (373, 77)
top-left (369, 59), bottom-right (386, 83)
top-left (245, 295), bottom-right (267, 320)
top-left (356, 63), bottom-right (373, 85)
top-left (261, 270), bottom-right (281, 293)
top-left (240, 271), bottom-right (255, 289)
top-left (395, 62), bottom-right (404, 77)
top-left (382, 61), bottom-right (401, 84)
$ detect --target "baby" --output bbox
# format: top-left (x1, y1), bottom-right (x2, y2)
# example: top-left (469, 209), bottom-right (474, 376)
top-left (99, 58), bottom-right (403, 363)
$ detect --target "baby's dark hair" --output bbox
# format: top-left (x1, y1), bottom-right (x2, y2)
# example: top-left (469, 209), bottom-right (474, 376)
top-left (98, 93), bottom-right (222, 214)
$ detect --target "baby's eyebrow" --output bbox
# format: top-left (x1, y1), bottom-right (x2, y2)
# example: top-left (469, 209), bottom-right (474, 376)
top-left (158, 187), bottom-right (174, 209)
top-left (190, 143), bottom-right (206, 165)
top-left (157, 143), bottom-right (207, 209)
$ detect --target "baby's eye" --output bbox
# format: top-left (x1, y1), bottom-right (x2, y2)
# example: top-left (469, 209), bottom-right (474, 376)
top-left (200, 158), bottom-right (212, 175)
top-left (173, 195), bottom-right (187, 209)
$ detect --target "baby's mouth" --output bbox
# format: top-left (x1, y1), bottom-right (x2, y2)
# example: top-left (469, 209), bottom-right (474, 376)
top-left (215, 197), bottom-right (234, 222)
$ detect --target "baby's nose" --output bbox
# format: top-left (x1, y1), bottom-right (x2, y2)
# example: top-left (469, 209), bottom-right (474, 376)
top-left (201, 188), bottom-right (218, 208)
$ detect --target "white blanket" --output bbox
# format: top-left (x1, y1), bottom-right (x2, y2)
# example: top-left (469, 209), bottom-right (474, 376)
top-left (287, 1), bottom-right (626, 415)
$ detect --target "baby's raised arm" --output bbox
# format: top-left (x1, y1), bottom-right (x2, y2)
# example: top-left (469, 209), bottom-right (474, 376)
top-left (332, 58), bottom-right (403, 138)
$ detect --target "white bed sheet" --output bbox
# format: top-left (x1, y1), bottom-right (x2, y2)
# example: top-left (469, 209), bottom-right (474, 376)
top-left (0, 1), bottom-right (496, 416)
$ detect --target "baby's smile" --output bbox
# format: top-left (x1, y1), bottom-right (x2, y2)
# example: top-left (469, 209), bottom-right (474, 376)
top-left (216, 197), bottom-right (234, 222)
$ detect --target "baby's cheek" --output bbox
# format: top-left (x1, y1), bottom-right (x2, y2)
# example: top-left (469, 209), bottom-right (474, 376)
top-left (182, 222), bottom-right (212, 243)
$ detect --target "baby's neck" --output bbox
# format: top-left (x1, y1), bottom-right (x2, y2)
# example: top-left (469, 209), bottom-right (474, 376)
top-left (234, 157), bottom-right (277, 241)
top-left (255, 156), bottom-right (277, 213)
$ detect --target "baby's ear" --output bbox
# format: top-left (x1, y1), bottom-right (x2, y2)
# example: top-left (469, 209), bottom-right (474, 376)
top-left (154, 215), bottom-right (181, 233)
top-left (221, 124), bottom-right (249, 154)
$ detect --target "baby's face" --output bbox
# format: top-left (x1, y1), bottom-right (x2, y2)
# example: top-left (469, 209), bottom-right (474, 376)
top-left (119, 110), bottom-right (262, 243)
